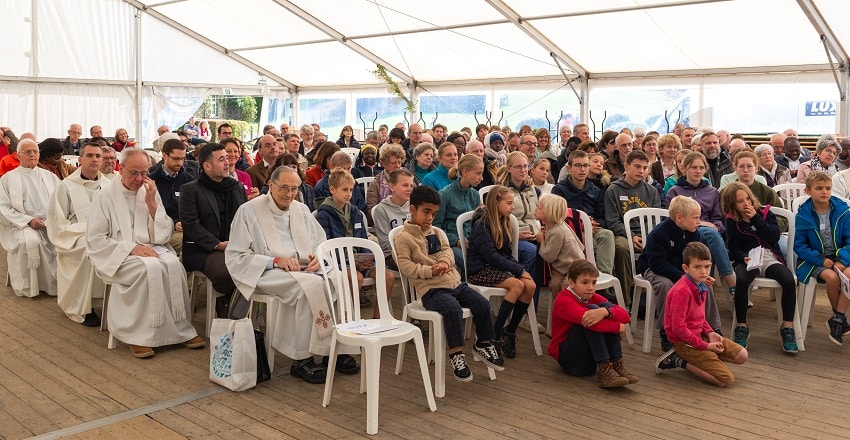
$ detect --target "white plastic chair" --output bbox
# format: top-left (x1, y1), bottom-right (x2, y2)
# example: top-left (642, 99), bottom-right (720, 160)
top-left (478, 185), bottom-right (497, 204)
top-left (188, 271), bottom-right (222, 338)
top-left (342, 147), bottom-right (361, 163)
top-left (545, 210), bottom-right (634, 346)
top-left (317, 237), bottom-right (435, 435)
top-left (727, 207), bottom-right (805, 351)
top-left (773, 183), bottom-right (805, 209)
top-left (456, 211), bottom-right (544, 356)
top-left (792, 194), bottom-right (850, 214)
top-left (388, 226), bottom-right (496, 398)
top-left (623, 207), bottom-right (669, 353)
top-left (356, 176), bottom-right (375, 199)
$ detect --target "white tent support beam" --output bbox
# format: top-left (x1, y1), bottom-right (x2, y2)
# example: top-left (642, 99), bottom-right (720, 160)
top-left (589, 64), bottom-right (833, 79)
top-left (30, 0), bottom-right (39, 135)
top-left (123, 0), bottom-right (298, 91)
top-left (797, 0), bottom-right (849, 134)
top-left (485, 0), bottom-right (586, 77)
top-left (527, 0), bottom-right (732, 21)
top-left (269, 0), bottom-right (415, 85)
top-left (135, 9), bottom-right (143, 146)
top-left (0, 76), bottom-right (135, 86)
top-left (579, 76), bottom-right (589, 129)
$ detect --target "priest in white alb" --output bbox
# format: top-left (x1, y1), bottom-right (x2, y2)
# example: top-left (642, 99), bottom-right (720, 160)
top-left (86, 149), bottom-right (204, 359)
top-left (0, 139), bottom-right (59, 297)
top-left (47, 143), bottom-right (107, 326)
top-left (226, 165), bottom-right (359, 384)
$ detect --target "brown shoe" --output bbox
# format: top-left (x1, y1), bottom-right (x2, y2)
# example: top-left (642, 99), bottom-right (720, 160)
top-left (612, 358), bottom-right (639, 384)
top-left (596, 361), bottom-right (629, 388)
top-left (184, 336), bottom-right (206, 349)
top-left (130, 345), bottom-right (155, 359)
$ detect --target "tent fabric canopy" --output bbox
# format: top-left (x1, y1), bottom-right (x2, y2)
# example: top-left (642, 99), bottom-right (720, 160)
top-left (1, 0), bottom-right (849, 145)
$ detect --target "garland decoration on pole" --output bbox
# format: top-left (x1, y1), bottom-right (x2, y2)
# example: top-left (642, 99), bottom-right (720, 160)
top-left (372, 64), bottom-right (417, 114)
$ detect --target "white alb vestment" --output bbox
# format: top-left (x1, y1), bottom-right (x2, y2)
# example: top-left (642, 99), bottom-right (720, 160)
top-left (0, 166), bottom-right (59, 297)
top-left (47, 169), bottom-right (107, 322)
top-left (86, 177), bottom-right (197, 347)
top-left (226, 195), bottom-right (339, 359)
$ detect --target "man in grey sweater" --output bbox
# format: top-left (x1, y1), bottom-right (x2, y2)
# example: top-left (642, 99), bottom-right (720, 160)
top-left (604, 150), bottom-right (661, 303)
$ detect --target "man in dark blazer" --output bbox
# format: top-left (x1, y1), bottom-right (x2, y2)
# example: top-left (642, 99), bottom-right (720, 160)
top-left (180, 143), bottom-right (247, 317)
top-left (246, 134), bottom-right (279, 188)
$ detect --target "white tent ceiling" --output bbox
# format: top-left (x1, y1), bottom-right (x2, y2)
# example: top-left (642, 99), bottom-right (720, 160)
top-left (1, 0), bottom-right (850, 143)
top-left (128, 0), bottom-right (849, 89)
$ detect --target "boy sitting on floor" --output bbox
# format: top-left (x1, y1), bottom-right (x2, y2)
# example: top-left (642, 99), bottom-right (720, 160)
top-left (656, 242), bottom-right (748, 387)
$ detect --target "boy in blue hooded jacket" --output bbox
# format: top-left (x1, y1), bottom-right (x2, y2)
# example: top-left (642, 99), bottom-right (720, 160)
top-left (794, 171), bottom-right (850, 345)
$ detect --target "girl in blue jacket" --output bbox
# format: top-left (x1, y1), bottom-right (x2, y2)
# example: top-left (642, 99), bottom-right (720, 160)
top-left (467, 185), bottom-right (536, 358)
top-left (316, 168), bottom-right (394, 318)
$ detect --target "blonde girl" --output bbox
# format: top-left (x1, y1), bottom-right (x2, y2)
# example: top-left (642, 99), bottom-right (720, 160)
top-left (535, 194), bottom-right (584, 294)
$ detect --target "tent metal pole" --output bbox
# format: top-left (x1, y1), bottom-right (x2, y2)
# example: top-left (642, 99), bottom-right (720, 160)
top-left (841, 69), bottom-right (849, 135)
top-left (135, 10), bottom-right (143, 146)
top-left (31, 0), bottom-right (38, 135)
top-left (291, 90), bottom-right (299, 129)
top-left (580, 77), bottom-right (589, 127)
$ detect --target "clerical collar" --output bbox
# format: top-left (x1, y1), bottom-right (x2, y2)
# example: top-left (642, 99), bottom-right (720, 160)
top-left (80, 172), bottom-right (98, 180)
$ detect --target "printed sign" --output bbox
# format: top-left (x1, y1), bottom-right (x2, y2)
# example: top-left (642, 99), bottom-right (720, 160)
top-left (806, 101), bottom-right (836, 116)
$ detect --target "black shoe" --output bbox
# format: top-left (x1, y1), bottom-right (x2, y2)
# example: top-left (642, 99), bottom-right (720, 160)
top-left (81, 309), bottom-right (101, 327)
top-left (827, 319), bottom-right (844, 346)
top-left (473, 340), bottom-right (505, 371)
top-left (501, 330), bottom-right (517, 359)
top-left (290, 358), bottom-right (327, 384)
top-left (449, 352), bottom-right (473, 382)
top-left (655, 349), bottom-right (682, 374)
top-left (842, 318), bottom-right (850, 336)
top-left (659, 329), bottom-right (673, 352)
top-left (322, 354), bottom-right (360, 374)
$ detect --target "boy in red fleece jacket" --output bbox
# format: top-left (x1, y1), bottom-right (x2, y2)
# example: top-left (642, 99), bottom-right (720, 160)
top-left (548, 260), bottom-right (637, 388)
top-left (656, 242), bottom-right (748, 387)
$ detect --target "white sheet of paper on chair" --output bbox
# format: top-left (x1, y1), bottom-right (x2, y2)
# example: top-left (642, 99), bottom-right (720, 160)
top-left (337, 321), bottom-right (399, 335)
top-left (836, 267), bottom-right (850, 300)
top-left (746, 247), bottom-right (763, 271)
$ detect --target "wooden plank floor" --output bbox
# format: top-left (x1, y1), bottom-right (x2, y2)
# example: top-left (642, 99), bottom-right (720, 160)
top-left (3, 252), bottom-right (850, 439)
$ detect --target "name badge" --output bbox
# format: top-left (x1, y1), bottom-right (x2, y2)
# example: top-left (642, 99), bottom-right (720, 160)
top-left (821, 223), bottom-right (827, 230)
top-left (174, 192), bottom-right (180, 197)
top-left (619, 195), bottom-right (628, 201)
top-left (355, 223), bottom-right (362, 229)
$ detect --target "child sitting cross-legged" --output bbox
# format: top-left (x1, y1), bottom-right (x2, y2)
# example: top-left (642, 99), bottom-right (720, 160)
top-left (656, 242), bottom-right (748, 387)
top-left (548, 260), bottom-right (637, 388)
top-left (794, 170), bottom-right (850, 345)
top-left (393, 186), bottom-right (504, 382)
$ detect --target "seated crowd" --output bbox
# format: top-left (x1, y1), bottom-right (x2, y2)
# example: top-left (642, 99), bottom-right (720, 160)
top-left (1, 119), bottom-right (847, 390)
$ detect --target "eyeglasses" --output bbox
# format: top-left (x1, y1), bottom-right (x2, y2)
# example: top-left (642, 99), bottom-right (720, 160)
top-left (126, 170), bottom-right (147, 178)
top-left (510, 164), bottom-right (528, 170)
top-left (521, 141), bottom-right (538, 147)
top-left (410, 131), bottom-right (423, 135)
top-left (19, 150), bottom-right (39, 155)
top-left (270, 181), bottom-right (300, 193)
top-left (166, 155), bottom-right (186, 162)
top-left (570, 163), bottom-right (590, 169)
top-left (102, 156), bottom-right (117, 161)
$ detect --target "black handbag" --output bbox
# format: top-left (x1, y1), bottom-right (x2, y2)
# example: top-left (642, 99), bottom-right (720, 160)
top-left (254, 329), bottom-right (272, 383)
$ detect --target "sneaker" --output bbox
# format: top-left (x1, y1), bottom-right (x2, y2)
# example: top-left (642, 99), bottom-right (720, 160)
top-left (655, 349), bottom-right (682, 374)
top-left (779, 327), bottom-right (798, 353)
top-left (827, 319), bottom-right (844, 345)
top-left (473, 340), bottom-right (505, 371)
top-left (501, 330), bottom-right (517, 359)
top-left (449, 352), bottom-right (473, 382)
top-left (733, 326), bottom-right (750, 348)
top-left (842, 318), bottom-right (850, 336)
top-left (611, 358), bottom-right (639, 384)
top-left (659, 329), bottom-right (673, 352)
top-left (596, 361), bottom-right (629, 388)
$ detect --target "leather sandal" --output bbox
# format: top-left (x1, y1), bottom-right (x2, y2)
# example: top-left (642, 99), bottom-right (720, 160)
top-left (290, 358), bottom-right (327, 384)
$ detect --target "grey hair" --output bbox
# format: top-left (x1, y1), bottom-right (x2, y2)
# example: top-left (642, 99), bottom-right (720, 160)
top-left (17, 139), bottom-right (37, 151)
top-left (299, 124), bottom-right (314, 134)
top-left (753, 144), bottom-right (774, 156)
top-left (100, 145), bottom-right (117, 155)
top-left (121, 148), bottom-right (148, 163)
top-left (816, 133), bottom-right (841, 154)
top-left (270, 163), bottom-right (299, 184)
top-left (329, 150), bottom-right (353, 168)
top-left (413, 142), bottom-right (436, 157)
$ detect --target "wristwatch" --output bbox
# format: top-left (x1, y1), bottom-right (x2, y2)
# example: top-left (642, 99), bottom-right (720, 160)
top-left (603, 305), bottom-right (613, 318)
